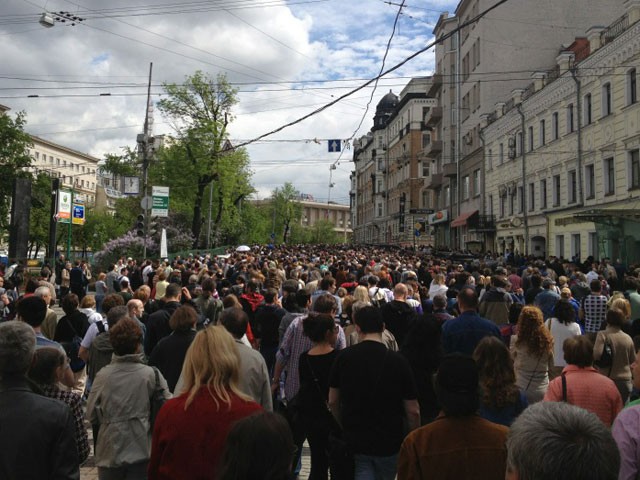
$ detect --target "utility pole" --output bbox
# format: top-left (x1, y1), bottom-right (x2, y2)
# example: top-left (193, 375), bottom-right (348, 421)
top-left (48, 177), bottom-right (59, 269)
top-left (139, 62), bottom-right (153, 259)
top-left (517, 104), bottom-right (529, 256)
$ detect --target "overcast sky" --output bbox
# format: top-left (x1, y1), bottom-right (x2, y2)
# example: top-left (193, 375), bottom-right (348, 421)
top-left (2, 0), bottom-right (458, 204)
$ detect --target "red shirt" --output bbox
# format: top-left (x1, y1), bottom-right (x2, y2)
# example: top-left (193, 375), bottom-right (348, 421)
top-left (544, 365), bottom-right (622, 426)
top-left (148, 387), bottom-right (261, 479)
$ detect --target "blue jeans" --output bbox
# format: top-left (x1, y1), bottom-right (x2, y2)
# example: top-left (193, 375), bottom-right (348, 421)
top-left (354, 453), bottom-right (398, 480)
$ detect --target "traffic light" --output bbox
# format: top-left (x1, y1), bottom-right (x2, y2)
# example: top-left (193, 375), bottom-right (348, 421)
top-left (136, 214), bottom-right (145, 237)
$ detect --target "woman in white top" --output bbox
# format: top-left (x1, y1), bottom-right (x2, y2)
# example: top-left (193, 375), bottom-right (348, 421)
top-left (428, 273), bottom-right (448, 299)
top-left (546, 300), bottom-right (581, 379)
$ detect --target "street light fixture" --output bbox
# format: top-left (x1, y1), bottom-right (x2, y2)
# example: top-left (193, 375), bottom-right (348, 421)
top-left (39, 11), bottom-right (85, 28)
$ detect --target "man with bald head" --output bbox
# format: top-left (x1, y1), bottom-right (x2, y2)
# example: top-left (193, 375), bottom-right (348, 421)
top-left (379, 283), bottom-right (417, 347)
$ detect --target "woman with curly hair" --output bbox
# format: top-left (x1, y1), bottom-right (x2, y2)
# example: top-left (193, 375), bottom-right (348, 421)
top-left (510, 306), bottom-right (554, 404)
top-left (473, 336), bottom-right (528, 426)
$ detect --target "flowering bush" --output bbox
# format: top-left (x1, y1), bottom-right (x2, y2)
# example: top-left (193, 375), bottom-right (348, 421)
top-left (93, 231), bottom-right (157, 270)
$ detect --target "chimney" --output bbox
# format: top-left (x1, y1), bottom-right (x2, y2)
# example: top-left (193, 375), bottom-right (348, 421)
top-left (586, 26), bottom-right (606, 52)
top-left (626, 0), bottom-right (640, 25)
top-left (556, 51), bottom-right (575, 74)
top-left (531, 72), bottom-right (546, 92)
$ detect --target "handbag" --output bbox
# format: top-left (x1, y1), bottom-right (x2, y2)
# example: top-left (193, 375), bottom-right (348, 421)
top-left (149, 367), bottom-right (166, 428)
top-left (306, 356), bottom-right (354, 480)
top-left (595, 333), bottom-right (614, 375)
top-left (60, 316), bottom-right (86, 373)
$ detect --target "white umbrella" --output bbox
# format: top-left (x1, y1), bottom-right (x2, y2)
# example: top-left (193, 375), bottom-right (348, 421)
top-left (236, 245), bottom-right (251, 252)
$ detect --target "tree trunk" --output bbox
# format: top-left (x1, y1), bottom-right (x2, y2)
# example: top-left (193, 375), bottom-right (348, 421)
top-left (191, 180), bottom-right (207, 248)
top-left (283, 220), bottom-right (290, 244)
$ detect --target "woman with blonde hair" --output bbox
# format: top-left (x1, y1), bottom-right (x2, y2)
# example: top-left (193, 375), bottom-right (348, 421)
top-left (510, 306), bottom-right (554, 404)
top-left (428, 273), bottom-right (448, 299)
top-left (148, 326), bottom-right (261, 479)
top-left (352, 285), bottom-right (371, 305)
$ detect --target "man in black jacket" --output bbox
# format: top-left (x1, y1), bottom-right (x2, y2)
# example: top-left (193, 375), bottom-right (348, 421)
top-left (0, 320), bottom-right (79, 479)
top-left (144, 283), bottom-right (183, 355)
top-left (380, 283), bottom-right (418, 347)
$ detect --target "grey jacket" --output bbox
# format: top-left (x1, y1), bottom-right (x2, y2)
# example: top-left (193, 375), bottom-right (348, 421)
top-left (86, 353), bottom-right (171, 467)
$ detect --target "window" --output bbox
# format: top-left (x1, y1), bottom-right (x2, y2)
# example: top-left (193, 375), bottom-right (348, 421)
top-left (528, 126), bottom-right (534, 152)
top-left (553, 175), bottom-right (561, 206)
top-left (539, 120), bottom-right (546, 146)
top-left (377, 203), bottom-right (382, 216)
top-left (584, 93), bottom-right (592, 125)
top-left (630, 149), bottom-right (640, 189)
top-left (50, 155), bottom-right (54, 164)
top-left (588, 232), bottom-right (598, 258)
top-left (517, 132), bottom-right (523, 156)
top-left (422, 133), bottom-right (431, 148)
top-left (529, 183), bottom-right (535, 211)
top-left (628, 68), bottom-right (637, 105)
top-left (568, 170), bottom-right (577, 203)
top-left (602, 83), bottom-right (612, 117)
top-left (421, 161), bottom-right (429, 177)
top-left (488, 149), bottom-right (493, 170)
top-left (489, 194), bottom-right (494, 216)
top-left (462, 175), bottom-right (470, 200)
top-left (518, 186), bottom-right (524, 213)
top-left (585, 164), bottom-right (595, 199)
top-left (422, 189), bottom-right (430, 208)
top-left (509, 190), bottom-right (514, 215)
top-left (500, 195), bottom-right (506, 218)
top-left (571, 234), bottom-right (581, 259)
top-left (604, 157), bottom-right (615, 195)
top-left (34, 151), bottom-right (39, 160)
top-left (378, 157), bottom-right (384, 171)
top-left (552, 112), bottom-right (559, 140)
top-left (540, 179), bottom-right (547, 209)
top-left (556, 235), bottom-right (565, 259)
top-left (473, 170), bottom-right (480, 196)
top-left (56, 158), bottom-right (60, 165)
top-left (63, 160), bottom-right (67, 167)
top-left (499, 143), bottom-right (504, 165)
top-left (567, 104), bottom-right (574, 133)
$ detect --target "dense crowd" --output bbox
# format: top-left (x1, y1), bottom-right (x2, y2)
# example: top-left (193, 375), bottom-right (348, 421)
top-left (1, 244), bottom-right (639, 479)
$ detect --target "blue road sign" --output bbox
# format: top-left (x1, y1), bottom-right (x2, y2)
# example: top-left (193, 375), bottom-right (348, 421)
top-left (414, 229), bottom-right (421, 237)
top-left (328, 139), bottom-right (341, 152)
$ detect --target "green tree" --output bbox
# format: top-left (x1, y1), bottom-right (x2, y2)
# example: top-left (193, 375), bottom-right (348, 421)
top-left (0, 111), bottom-right (33, 231)
top-left (28, 172), bottom-right (53, 258)
top-left (272, 183), bottom-right (302, 243)
top-left (157, 71), bottom-right (243, 247)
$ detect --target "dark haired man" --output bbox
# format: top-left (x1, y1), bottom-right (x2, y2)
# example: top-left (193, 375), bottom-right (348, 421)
top-left (442, 287), bottom-right (501, 356)
top-left (220, 308), bottom-right (272, 411)
top-left (580, 279), bottom-right (608, 333)
top-left (145, 283), bottom-right (184, 355)
top-left (398, 354), bottom-right (508, 479)
top-left (329, 306), bottom-right (419, 480)
top-left (0, 321), bottom-right (80, 479)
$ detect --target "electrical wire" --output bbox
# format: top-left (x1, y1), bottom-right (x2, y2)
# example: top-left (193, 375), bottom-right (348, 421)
top-left (230, 0), bottom-right (513, 150)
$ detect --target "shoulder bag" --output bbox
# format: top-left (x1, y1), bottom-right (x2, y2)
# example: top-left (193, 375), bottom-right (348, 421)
top-left (149, 367), bottom-right (166, 429)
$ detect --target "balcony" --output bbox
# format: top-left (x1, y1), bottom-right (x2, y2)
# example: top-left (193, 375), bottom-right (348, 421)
top-left (442, 162), bottom-right (457, 178)
top-left (469, 214), bottom-right (496, 232)
top-left (424, 140), bottom-right (443, 157)
top-left (424, 106), bottom-right (443, 127)
top-left (427, 173), bottom-right (443, 189)
top-left (427, 73), bottom-right (443, 97)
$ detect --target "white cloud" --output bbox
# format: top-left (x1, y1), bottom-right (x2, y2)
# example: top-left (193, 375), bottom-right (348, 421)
top-left (1, 0), bottom-right (455, 203)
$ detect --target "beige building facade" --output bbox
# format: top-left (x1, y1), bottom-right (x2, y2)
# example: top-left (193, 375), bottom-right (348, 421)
top-left (351, 78), bottom-right (437, 246)
top-left (429, 0), bottom-right (626, 251)
top-left (484, 1), bottom-right (640, 263)
top-left (28, 136), bottom-right (100, 206)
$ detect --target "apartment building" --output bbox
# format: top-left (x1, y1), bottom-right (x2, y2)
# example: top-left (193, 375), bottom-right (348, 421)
top-left (351, 78), bottom-right (437, 246)
top-left (29, 135), bottom-right (99, 206)
top-left (429, 0), bottom-right (625, 251)
top-left (484, 1), bottom-right (640, 264)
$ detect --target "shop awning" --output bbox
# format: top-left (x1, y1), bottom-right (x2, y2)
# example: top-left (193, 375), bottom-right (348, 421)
top-left (451, 210), bottom-right (478, 228)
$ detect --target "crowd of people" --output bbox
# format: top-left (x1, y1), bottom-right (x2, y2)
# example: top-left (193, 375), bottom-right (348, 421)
top-left (1, 244), bottom-right (640, 479)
